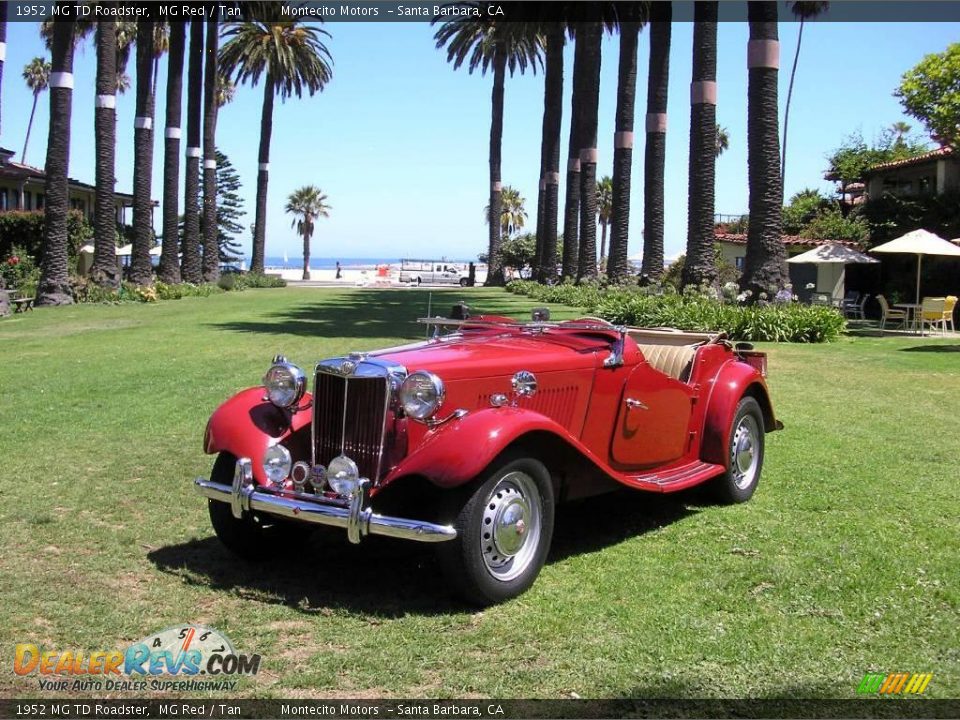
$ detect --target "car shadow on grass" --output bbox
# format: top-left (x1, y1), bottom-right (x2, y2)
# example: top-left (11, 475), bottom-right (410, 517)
top-left (147, 490), bottom-right (695, 617)
top-left (207, 289), bottom-right (549, 341)
top-left (898, 344), bottom-right (960, 352)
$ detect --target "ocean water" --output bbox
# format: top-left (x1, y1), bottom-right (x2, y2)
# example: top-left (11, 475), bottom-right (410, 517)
top-left (257, 256), bottom-right (475, 270)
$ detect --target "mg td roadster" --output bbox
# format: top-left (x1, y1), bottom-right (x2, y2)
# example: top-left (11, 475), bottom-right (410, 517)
top-left (196, 309), bottom-right (781, 605)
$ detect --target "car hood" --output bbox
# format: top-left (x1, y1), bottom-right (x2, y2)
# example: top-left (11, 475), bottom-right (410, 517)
top-left (373, 331), bottom-right (610, 381)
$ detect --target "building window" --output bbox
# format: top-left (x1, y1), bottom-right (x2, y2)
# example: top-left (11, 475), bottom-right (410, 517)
top-left (36, 194), bottom-right (44, 209)
top-left (24, 191), bottom-right (32, 210)
top-left (735, 256), bottom-right (745, 270)
top-left (0, 189), bottom-right (8, 211)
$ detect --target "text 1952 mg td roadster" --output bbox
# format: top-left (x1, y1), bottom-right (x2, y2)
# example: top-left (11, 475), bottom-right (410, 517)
top-left (195, 309), bottom-right (781, 605)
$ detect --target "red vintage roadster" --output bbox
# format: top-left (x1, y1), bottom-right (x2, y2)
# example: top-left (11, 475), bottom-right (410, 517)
top-left (196, 310), bottom-right (781, 605)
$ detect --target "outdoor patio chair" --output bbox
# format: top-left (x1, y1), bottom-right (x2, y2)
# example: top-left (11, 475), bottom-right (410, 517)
top-left (843, 293), bottom-right (868, 320)
top-left (943, 296), bottom-right (957, 333)
top-left (877, 295), bottom-right (907, 334)
top-left (919, 297), bottom-right (947, 336)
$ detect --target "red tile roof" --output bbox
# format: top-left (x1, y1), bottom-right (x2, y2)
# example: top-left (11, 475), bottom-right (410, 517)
top-left (865, 146), bottom-right (953, 173)
top-left (715, 232), bottom-right (860, 248)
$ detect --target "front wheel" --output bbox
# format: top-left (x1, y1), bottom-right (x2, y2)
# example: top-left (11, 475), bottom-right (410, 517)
top-left (709, 396), bottom-right (765, 504)
top-left (437, 455), bottom-right (555, 605)
top-left (459, 277), bottom-right (469, 287)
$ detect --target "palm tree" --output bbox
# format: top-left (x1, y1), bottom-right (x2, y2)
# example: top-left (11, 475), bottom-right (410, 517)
top-left (181, 19), bottom-right (204, 284)
top-left (533, 23), bottom-right (564, 283)
top-left (596, 175), bottom-right (613, 264)
top-left (216, 73), bottom-right (236, 106)
top-left (21, 58), bottom-right (51, 164)
top-left (890, 120), bottom-right (912, 149)
top-left (220, 21), bottom-right (333, 275)
top-left (641, 2), bottom-right (671, 281)
top-left (158, 21), bottom-right (185, 284)
top-left (129, 21), bottom-right (156, 287)
top-left (781, 1), bottom-right (829, 188)
top-left (200, 17), bottom-right (221, 282)
top-left (285, 186), bottom-right (330, 281)
top-left (681, 1), bottom-right (719, 290)
top-left (0, 4), bottom-right (6, 135)
top-left (575, 21), bottom-right (603, 283)
top-left (561, 27), bottom-right (585, 280)
top-left (35, 9), bottom-right (75, 307)
top-left (607, 5), bottom-right (644, 283)
top-left (91, 18), bottom-right (120, 289)
top-left (485, 185), bottom-right (526, 238)
top-left (716, 123), bottom-right (729, 157)
top-left (741, 1), bottom-right (786, 298)
top-left (434, 16), bottom-right (542, 287)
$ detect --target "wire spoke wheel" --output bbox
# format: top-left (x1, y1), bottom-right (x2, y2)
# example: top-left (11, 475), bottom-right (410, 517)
top-left (730, 414), bottom-right (760, 490)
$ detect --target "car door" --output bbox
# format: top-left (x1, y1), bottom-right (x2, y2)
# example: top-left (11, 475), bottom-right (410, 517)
top-left (610, 362), bottom-right (694, 468)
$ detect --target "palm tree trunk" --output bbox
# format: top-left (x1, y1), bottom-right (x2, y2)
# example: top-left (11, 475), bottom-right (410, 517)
top-left (608, 15), bottom-right (641, 283)
top-left (781, 18), bottom-right (804, 190)
top-left (201, 16), bottom-right (220, 283)
top-left (181, 19), bottom-right (203, 284)
top-left (302, 219), bottom-right (312, 281)
top-left (576, 22), bottom-right (602, 283)
top-left (130, 20), bottom-right (156, 287)
top-left (92, 15), bottom-right (120, 289)
top-left (484, 51), bottom-right (507, 287)
top-left (600, 221), bottom-right (608, 262)
top-left (159, 21), bottom-right (184, 284)
top-left (0, 6), bottom-right (6, 135)
top-left (642, 5), bottom-right (671, 280)
top-left (742, 1), bottom-right (786, 298)
top-left (251, 74), bottom-right (275, 275)
top-left (532, 181), bottom-right (545, 279)
top-left (561, 29), bottom-right (585, 280)
top-left (681, 1), bottom-right (719, 290)
top-left (538, 24), bottom-right (564, 283)
top-left (22, 93), bottom-right (39, 165)
top-left (35, 9), bottom-right (75, 306)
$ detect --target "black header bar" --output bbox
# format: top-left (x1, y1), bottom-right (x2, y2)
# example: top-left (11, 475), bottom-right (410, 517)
top-left (7, 1), bottom-right (960, 23)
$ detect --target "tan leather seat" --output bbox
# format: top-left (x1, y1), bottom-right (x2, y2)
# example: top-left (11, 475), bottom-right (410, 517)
top-left (635, 343), bottom-right (698, 382)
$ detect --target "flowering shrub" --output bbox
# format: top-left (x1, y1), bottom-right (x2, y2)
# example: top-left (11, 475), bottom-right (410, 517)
top-left (507, 280), bottom-right (846, 343)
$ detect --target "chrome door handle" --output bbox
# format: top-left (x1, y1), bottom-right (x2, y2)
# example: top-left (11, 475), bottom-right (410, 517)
top-left (625, 398), bottom-right (648, 410)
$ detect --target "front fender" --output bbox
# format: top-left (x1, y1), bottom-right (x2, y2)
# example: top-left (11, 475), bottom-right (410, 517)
top-left (382, 407), bottom-right (625, 490)
top-left (700, 360), bottom-right (776, 467)
top-left (203, 387), bottom-right (313, 485)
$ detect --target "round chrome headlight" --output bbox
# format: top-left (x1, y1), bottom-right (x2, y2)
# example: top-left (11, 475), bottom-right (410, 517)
top-left (263, 362), bottom-right (306, 408)
top-left (328, 455), bottom-right (359, 497)
top-left (263, 444), bottom-right (292, 485)
top-left (399, 371), bottom-right (444, 421)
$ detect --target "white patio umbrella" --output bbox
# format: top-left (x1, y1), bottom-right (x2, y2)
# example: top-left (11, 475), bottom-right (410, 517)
top-left (787, 243), bottom-right (879, 265)
top-left (870, 229), bottom-right (960, 305)
top-left (115, 244), bottom-right (161, 256)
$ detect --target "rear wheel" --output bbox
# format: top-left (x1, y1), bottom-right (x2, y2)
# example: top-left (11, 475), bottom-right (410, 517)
top-left (710, 396), bottom-right (765, 504)
top-left (459, 277), bottom-right (469, 287)
top-left (437, 454), bottom-right (554, 605)
top-left (207, 453), bottom-right (312, 560)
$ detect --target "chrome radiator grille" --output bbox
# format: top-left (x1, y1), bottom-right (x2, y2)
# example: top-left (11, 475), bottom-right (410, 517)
top-left (313, 370), bottom-right (389, 482)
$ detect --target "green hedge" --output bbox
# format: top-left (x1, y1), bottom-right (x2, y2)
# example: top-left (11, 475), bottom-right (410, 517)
top-left (507, 280), bottom-right (846, 343)
top-left (0, 210), bottom-right (92, 262)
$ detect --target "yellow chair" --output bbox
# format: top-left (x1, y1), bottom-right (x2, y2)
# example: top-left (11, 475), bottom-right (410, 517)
top-left (919, 297), bottom-right (947, 336)
top-left (943, 296), bottom-right (957, 333)
top-left (876, 295), bottom-right (907, 334)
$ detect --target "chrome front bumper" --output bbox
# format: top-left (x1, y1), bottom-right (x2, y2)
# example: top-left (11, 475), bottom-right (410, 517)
top-left (195, 458), bottom-right (457, 544)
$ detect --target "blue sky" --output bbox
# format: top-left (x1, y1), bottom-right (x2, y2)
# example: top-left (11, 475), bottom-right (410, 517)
top-left (2, 16), bottom-right (958, 261)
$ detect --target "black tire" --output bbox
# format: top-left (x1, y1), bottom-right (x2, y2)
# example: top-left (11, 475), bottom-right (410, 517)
top-left (437, 454), bottom-right (555, 606)
top-left (459, 277), bottom-right (469, 287)
top-left (416, 277), bottom-right (422, 286)
top-left (207, 453), bottom-right (312, 561)
top-left (710, 396), bottom-right (765, 504)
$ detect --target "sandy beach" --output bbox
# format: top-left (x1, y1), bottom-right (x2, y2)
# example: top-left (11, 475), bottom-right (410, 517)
top-left (268, 263), bottom-right (488, 286)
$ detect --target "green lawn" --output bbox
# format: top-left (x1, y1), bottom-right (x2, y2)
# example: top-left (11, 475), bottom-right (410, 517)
top-left (1, 287), bottom-right (957, 699)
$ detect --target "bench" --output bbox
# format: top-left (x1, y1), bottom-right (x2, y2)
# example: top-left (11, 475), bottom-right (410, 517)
top-left (12, 297), bottom-right (34, 313)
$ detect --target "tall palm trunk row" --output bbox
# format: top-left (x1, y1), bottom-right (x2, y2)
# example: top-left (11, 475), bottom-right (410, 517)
top-left (92, 17), bottom-right (120, 289)
top-left (201, 16), bottom-right (220, 283)
top-left (36, 11), bottom-right (75, 306)
top-left (158, 21), bottom-right (185, 284)
top-left (535, 25), bottom-right (564, 283)
top-left (641, 4), bottom-right (671, 281)
top-left (575, 22), bottom-right (602, 283)
top-left (681, 1), bottom-right (719, 290)
top-left (250, 74), bottom-right (274, 274)
top-left (181, 19), bottom-right (204, 284)
top-left (560, 29), bottom-right (585, 280)
top-left (129, 20), bottom-right (155, 287)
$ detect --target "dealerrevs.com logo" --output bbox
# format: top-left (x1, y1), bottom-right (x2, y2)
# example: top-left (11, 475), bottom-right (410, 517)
top-left (14, 624), bottom-right (260, 692)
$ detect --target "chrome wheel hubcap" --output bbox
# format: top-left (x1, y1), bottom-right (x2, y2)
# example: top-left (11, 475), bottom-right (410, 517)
top-left (731, 415), bottom-right (760, 490)
top-left (481, 471), bottom-right (542, 582)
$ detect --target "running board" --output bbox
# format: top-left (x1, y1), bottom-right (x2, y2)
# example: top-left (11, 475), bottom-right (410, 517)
top-left (621, 460), bottom-right (726, 493)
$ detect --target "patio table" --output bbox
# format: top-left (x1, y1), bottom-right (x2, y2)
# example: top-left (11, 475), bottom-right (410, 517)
top-left (894, 302), bottom-right (921, 333)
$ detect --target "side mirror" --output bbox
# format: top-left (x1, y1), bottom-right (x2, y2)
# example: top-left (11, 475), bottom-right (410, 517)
top-left (531, 307), bottom-right (550, 322)
top-left (449, 302), bottom-right (470, 320)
